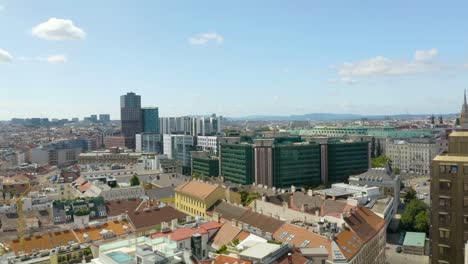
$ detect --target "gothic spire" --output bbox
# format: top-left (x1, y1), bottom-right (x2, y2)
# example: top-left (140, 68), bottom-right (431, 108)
top-left (465, 89), bottom-right (467, 106)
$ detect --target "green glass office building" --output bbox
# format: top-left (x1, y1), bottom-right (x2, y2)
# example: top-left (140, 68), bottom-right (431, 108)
top-left (142, 107), bottom-right (159, 133)
top-left (327, 140), bottom-right (369, 183)
top-left (273, 143), bottom-right (321, 188)
top-left (220, 144), bottom-right (254, 185)
top-left (192, 155), bottom-right (219, 177)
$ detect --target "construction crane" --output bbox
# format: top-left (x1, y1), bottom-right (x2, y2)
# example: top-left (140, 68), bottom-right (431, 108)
top-left (0, 183), bottom-right (31, 255)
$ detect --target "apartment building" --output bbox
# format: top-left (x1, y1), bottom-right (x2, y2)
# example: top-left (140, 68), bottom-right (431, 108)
top-left (175, 180), bottom-right (240, 217)
top-left (386, 138), bottom-right (438, 175)
top-left (431, 131), bottom-right (468, 263)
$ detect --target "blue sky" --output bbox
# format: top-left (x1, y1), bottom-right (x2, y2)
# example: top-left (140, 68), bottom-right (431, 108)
top-left (1, 0), bottom-right (468, 120)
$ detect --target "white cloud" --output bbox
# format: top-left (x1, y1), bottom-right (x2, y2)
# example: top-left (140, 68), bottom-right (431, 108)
top-left (32, 18), bottom-right (86, 41)
top-left (328, 77), bottom-right (356, 85)
top-left (414, 48), bottom-right (438, 62)
top-left (47, 54), bottom-right (67, 64)
top-left (188, 32), bottom-right (223, 45)
top-left (18, 54), bottom-right (68, 64)
top-left (337, 50), bottom-right (441, 77)
top-left (0, 48), bottom-right (13, 63)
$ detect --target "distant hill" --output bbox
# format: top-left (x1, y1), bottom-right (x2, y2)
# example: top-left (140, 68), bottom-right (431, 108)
top-left (226, 113), bottom-right (459, 121)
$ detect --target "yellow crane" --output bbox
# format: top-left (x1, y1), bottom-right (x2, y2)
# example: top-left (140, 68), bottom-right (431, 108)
top-left (0, 183), bottom-right (31, 255)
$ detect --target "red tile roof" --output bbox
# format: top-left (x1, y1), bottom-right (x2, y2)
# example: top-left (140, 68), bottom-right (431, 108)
top-left (344, 207), bottom-right (385, 243)
top-left (199, 221), bottom-right (223, 230)
top-left (151, 227), bottom-right (208, 241)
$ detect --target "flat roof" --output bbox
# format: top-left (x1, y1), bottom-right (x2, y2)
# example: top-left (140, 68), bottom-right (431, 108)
top-left (240, 242), bottom-right (281, 259)
top-left (450, 131), bottom-right (468, 137)
top-left (433, 155), bottom-right (468, 162)
top-left (403, 232), bottom-right (426, 247)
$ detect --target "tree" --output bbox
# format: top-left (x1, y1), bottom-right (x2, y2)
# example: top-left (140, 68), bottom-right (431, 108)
top-left (393, 167), bottom-right (401, 175)
top-left (215, 245), bottom-right (228, 254)
top-left (376, 139), bottom-right (382, 157)
top-left (371, 156), bottom-right (391, 168)
top-left (404, 187), bottom-right (417, 203)
top-left (130, 174), bottom-right (140, 186)
top-left (414, 210), bottom-right (430, 232)
top-left (401, 199), bottom-right (429, 233)
top-left (371, 137), bottom-right (376, 158)
top-left (239, 190), bottom-right (261, 206)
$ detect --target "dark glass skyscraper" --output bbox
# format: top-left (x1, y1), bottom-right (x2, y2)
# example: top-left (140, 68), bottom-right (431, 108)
top-left (120, 92), bottom-right (142, 149)
top-left (142, 107), bottom-right (159, 133)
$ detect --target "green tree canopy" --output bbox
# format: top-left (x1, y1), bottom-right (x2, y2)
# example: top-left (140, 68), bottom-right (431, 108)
top-left (414, 210), bottom-right (430, 232)
top-left (404, 187), bottom-right (417, 204)
top-left (371, 156), bottom-right (392, 168)
top-left (130, 175), bottom-right (140, 186)
top-left (239, 190), bottom-right (261, 206)
top-left (401, 199), bottom-right (429, 233)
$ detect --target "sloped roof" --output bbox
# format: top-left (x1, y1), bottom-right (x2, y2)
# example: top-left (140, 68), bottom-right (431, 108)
top-left (151, 227), bottom-right (208, 241)
top-left (239, 210), bottom-right (284, 234)
top-left (334, 229), bottom-right (363, 260)
top-left (127, 206), bottom-right (187, 230)
top-left (273, 223), bottom-right (331, 256)
top-left (105, 199), bottom-right (143, 217)
top-left (344, 207), bottom-right (385, 243)
top-left (175, 180), bottom-right (220, 199)
top-left (211, 221), bottom-right (243, 249)
top-left (211, 201), bottom-right (247, 221)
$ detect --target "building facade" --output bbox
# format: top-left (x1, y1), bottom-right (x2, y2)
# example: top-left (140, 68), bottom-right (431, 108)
top-left (163, 134), bottom-right (196, 167)
top-left (99, 114), bottom-right (111, 122)
top-left (220, 143), bottom-right (255, 185)
top-left (431, 131), bottom-right (468, 264)
top-left (196, 136), bottom-right (219, 154)
top-left (136, 133), bottom-right (162, 153)
top-left (175, 180), bottom-right (241, 217)
top-left (141, 107), bottom-right (159, 133)
top-left (386, 138), bottom-right (438, 175)
top-left (120, 92), bottom-right (142, 149)
top-left (219, 137), bottom-right (369, 188)
top-left (191, 151), bottom-right (219, 177)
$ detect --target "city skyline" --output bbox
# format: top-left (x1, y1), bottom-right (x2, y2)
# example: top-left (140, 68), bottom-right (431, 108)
top-left (2, 1), bottom-right (468, 119)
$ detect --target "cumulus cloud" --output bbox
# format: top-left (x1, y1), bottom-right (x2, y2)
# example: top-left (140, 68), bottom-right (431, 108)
top-left (414, 48), bottom-right (438, 62)
top-left (188, 32), bottom-right (224, 45)
top-left (47, 54), bottom-right (67, 64)
top-left (0, 48), bottom-right (13, 63)
top-left (32, 18), bottom-right (86, 41)
top-left (337, 49), bottom-right (440, 77)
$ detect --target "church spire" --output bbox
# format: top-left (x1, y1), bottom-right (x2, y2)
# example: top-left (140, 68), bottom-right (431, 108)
top-left (465, 89), bottom-right (467, 106)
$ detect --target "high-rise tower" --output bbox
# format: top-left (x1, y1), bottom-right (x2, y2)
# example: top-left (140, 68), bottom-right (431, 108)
top-left (120, 92), bottom-right (142, 149)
